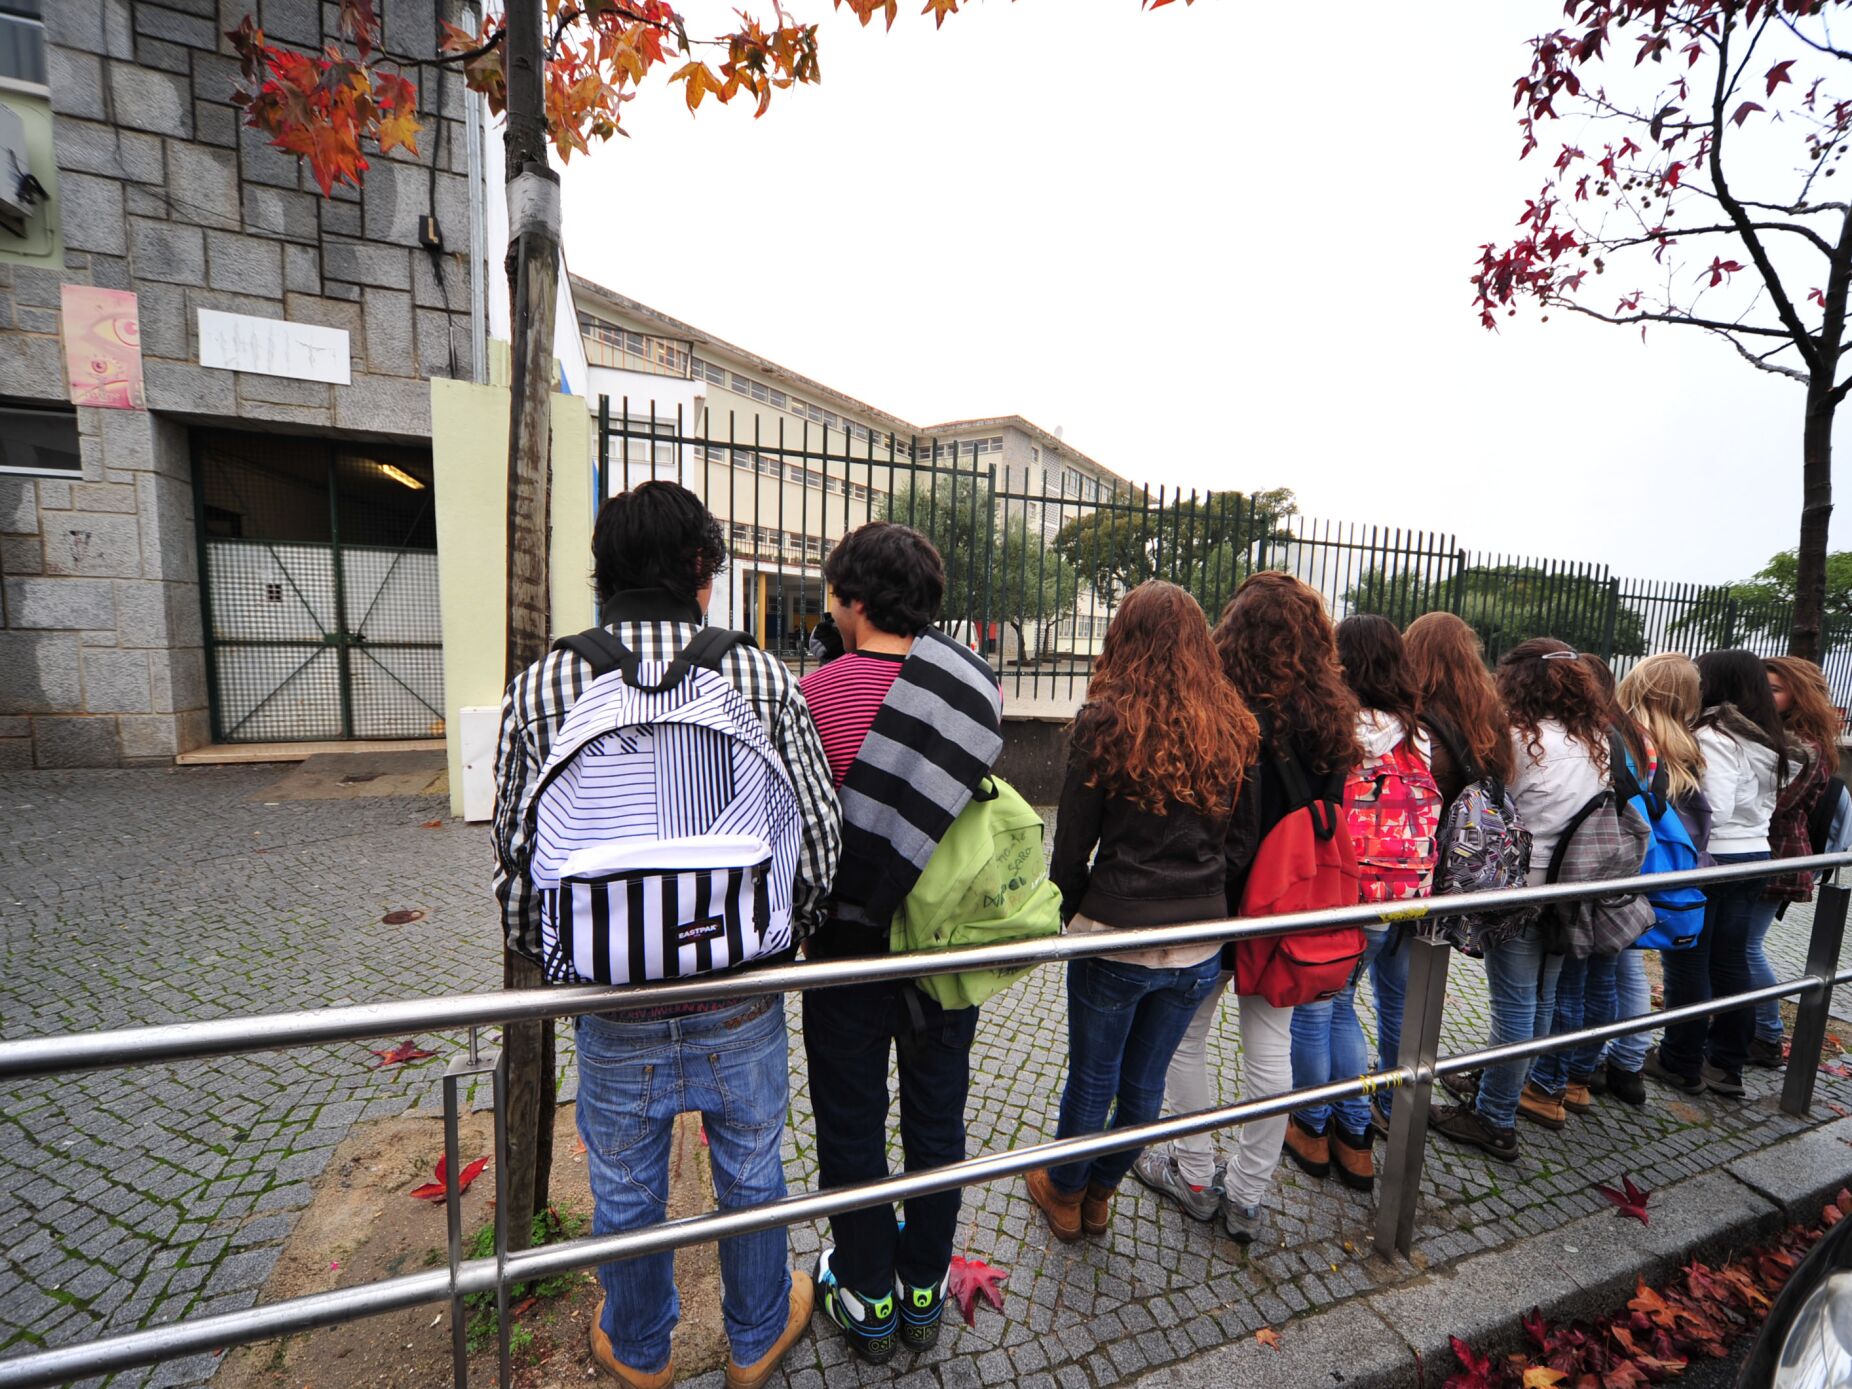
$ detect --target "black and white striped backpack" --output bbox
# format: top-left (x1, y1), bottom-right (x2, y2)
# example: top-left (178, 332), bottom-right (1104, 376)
top-left (525, 627), bottom-right (800, 986)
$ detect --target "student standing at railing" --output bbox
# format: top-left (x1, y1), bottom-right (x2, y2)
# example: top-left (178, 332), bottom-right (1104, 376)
top-left (798, 523), bottom-right (1004, 1368)
top-left (1138, 573), bottom-right (1362, 1242)
top-left (1756, 656), bottom-right (1840, 1068)
top-left (1647, 651), bottom-right (1793, 1098)
top-left (1031, 582), bottom-right (1262, 1243)
top-left (1606, 654), bottom-right (1715, 1105)
top-left (1281, 616), bottom-right (1437, 1194)
top-left (491, 483), bottom-right (842, 1389)
top-left (1431, 640), bottom-right (1614, 1161)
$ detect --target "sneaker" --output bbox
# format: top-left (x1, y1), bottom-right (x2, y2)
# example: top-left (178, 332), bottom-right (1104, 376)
top-left (896, 1272), bottom-right (947, 1354)
top-left (1223, 1199), bottom-right (1263, 1245)
top-left (1131, 1145), bottom-right (1223, 1222)
top-left (1643, 1046), bottom-right (1705, 1095)
top-left (726, 1271), bottom-right (814, 1389)
top-left (1517, 1082), bottom-right (1568, 1130)
top-left (1702, 1061), bottom-right (1746, 1098)
top-left (1605, 1066), bottom-right (1647, 1107)
top-left (1281, 1115), bottom-right (1332, 1179)
top-left (1440, 1069), bottom-right (1480, 1103)
top-left (815, 1248), bottom-right (898, 1365)
top-left (1748, 1036), bottom-right (1787, 1070)
top-left (1429, 1103), bottom-right (1520, 1163)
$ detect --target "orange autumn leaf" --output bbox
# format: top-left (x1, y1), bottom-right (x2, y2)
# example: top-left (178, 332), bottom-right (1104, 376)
top-left (1524, 1369), bottom-right (1567, 1388)
top-left (1255, 1328), bottom-right (1281, 1350)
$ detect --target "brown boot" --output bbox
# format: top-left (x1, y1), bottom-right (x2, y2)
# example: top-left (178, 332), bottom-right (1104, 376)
top-left (1517, 1082), bottom-right (1568, 1130)
top-left (1082, 1182), bottom-right (1114, 1237)
top-left (589, 1298), bottom-right (675, 1388)
top-left (1330, 1125), bottom-right (1374, 1192)
top-left (1025, 1167), bottom-right (1084, 1242)
top-left (1281, 1115), bottom-right (1331, 1178)
top-left (725, 1270), bottom-right (814, 1389)
top-left (1562, 1079), bottom-right (1594, 1114)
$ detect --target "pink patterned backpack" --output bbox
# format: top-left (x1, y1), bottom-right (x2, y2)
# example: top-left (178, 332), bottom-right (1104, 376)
top-left (1343, 740), bottom-right (1442, 903)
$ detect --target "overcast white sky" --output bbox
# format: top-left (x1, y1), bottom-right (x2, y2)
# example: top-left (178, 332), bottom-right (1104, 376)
top-left (558, 0), bottom-right (1848, 585)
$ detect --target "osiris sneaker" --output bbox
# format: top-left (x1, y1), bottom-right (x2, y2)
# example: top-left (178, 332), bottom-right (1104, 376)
top-left (897, 1270), bottom-right (948, 1353)
top-left (815, 1247), bottom-right (898, 1365)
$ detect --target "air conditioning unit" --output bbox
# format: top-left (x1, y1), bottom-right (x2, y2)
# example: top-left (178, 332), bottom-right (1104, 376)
top-left (0, 102), bottom-right (47, 239)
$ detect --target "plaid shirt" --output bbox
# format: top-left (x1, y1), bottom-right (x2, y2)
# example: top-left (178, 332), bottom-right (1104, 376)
top-left (492, 607), bottom-right (841, 961)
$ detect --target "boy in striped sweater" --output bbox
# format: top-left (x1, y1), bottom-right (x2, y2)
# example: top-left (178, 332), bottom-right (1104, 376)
top-left (799, 522), bottom-right (1004, 1365)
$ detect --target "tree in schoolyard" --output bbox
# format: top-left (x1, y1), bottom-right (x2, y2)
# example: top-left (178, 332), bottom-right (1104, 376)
top-left (1673, 544), bottom-right (1852, 649)
top-left (1050, 487), bottom-right (1297, 613)
top-left (1346, 564), bottom-right (1649, 662)
top-left (1474, 0), bottom-right (1852, 663)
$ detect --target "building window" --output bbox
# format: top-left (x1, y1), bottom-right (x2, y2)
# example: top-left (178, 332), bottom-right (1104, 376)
top-left (0, 400), bottom-right (80, 476)
top-left (0, 2), bottom-right (45, 86)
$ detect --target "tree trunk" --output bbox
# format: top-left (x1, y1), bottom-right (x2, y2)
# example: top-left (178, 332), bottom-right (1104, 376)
top-left (1790, 380), bottom-right (1836, 663)
top-left (499, 0), bottom-right (561, 1253)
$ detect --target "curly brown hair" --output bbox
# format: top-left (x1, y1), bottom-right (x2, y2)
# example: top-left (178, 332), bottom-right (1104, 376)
top-left (1075, 582), bottom-right (1259, 815)
top-left (1213, 571), bottom-right (1361, 775)
top-left (1496, 637), bottom-right (1613, 773)
top-left (1404, 612), bottom-right (1515, 782)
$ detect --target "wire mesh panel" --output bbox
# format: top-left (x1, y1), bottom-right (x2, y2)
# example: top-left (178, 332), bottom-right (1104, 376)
top-left (194, 432), bottom-right (443, 743)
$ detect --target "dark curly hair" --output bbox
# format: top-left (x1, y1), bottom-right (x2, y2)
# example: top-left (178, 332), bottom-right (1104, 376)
top-left (1336, 614), bottom-right (1420, 742)
top-left (1074, 581), bottom-right (1259, 815)
top-left (824, 522), bottom-right (945, 636)
top-left (1213, 571), bottom-right (1361, 775)
top-left (1496, 637), bottom-right (1613, 773)
top-left (591, 481), bottom-right (728, 605)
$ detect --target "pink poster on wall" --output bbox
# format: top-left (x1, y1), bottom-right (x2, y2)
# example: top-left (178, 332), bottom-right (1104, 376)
top-left (60, 285), bottom-right (146, 411)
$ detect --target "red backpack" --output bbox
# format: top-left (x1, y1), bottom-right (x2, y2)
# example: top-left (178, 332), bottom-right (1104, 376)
top-left (1344, 738), bottom-right (1442, 904)
top-left (1233, 739), bottom-right (1366, 1007)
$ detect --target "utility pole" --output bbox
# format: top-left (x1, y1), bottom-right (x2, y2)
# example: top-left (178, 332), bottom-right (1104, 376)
top-left (500, 0), bottom-right (561, 1252)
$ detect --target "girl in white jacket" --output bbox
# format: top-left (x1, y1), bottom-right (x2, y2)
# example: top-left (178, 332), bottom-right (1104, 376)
top-left (1646, 650), bottom-right (1792, 1098)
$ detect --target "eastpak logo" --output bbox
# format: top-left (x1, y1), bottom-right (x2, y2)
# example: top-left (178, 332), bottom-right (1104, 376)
top-left (675, 917), bottom-right (726, 945)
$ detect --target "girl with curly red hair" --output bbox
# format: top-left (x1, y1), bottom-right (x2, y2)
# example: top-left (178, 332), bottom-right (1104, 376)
top-left (1027, 582), bottom-right (1261, 1244)
top-left (1132, 572), bottom-right (1362, 1243)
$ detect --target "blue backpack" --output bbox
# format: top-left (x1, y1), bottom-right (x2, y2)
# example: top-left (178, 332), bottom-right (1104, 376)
top-left (1609, 734), bottom-right (1705, 951)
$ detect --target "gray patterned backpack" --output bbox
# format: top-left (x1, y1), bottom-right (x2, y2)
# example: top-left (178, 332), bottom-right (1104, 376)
top-left (1419, 716), bottom-right (1535, 955)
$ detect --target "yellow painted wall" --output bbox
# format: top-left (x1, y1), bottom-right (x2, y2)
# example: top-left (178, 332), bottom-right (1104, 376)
top-left (432, 377), bottom-right (597, 815)
top-left (0, 89), bottom-right (63, 267)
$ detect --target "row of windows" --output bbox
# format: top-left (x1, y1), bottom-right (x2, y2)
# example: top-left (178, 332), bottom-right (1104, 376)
top-left (923, 436), bottom-right (1005, 461)
top-left (691, 355), bottom-right (906, 455)
top-left (579, 315), bottom-right (691, 377)
top-left (695, 445), bottom-right (872, 503)
top-left (728, 523), bottom-right (829, 566)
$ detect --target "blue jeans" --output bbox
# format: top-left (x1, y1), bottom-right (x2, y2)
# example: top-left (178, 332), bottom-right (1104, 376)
top-left (1660, 851), bottom-right (1769, 1078)
top-left (1474, 925), bottom-right (1564, 1130)
top-left (575, 998), bottom-right (791, 1372)
top-left (1292, 929), bottom-right (1398, 1134)
top-left (1744, 897), bottom-right (1784, 1043)
top-left (1371, 929), bottom-right (1410, 1117)
top-left (1531, 952), bottom-right (1621, 1091)
top-left (1604, 949), bottom-right (1653, 1074)
top-left (1050, 953), bottom-right (1224, 1194)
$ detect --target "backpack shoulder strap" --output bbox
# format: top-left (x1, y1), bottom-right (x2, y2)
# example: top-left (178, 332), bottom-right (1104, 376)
top-left (1420, 714), bottom-right (1479, 785)
top-left (680, 626), bottom-right (753, 673)
top-left (553, 628), bottom-right (636, 682)
top-left (1547, 787), bottom-right (1613, 883)
top-left (1607, 731), bottom-right (1648, 811)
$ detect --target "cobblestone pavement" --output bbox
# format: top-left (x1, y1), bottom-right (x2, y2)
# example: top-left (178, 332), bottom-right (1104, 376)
top-left (3, 767), bottom-right (1850, 1389)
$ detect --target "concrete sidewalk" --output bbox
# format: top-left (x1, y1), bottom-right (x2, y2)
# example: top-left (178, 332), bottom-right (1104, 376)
top-left (2, 765), bottom-right (1850, 1388)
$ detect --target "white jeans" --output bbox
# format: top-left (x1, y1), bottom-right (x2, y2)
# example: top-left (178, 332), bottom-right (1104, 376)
top-left (1161, 971), bottom-right (1294, 1207)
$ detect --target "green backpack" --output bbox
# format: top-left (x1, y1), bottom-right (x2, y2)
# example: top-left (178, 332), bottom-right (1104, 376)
top-left (890, 774), bottom-right (1064, 1010)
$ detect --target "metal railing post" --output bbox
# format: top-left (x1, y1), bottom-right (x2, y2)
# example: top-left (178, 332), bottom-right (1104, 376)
top-left (1375, 933), bottom-right (1450, 1259)
top-left (493, 1046), bottom-right (513, 1389)
top-left (443, 1029), bottom-right (496, 1389)
top-left (1782, 882), bottom-right (1850, 1117)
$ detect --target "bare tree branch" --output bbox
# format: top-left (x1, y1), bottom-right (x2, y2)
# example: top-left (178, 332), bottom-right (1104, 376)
top-left (1595, 221), bottom-right (1836, 256)
top-left (1716, 329), bottom-right (1812, 381)
top-left (1780, 12), bottom-right (1852, 64)
top-left (1550, 299), bottom-right (1795, 337)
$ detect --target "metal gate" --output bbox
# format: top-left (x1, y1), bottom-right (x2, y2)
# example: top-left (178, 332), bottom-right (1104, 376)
top-left (193, 430), bottom-right (445, 743)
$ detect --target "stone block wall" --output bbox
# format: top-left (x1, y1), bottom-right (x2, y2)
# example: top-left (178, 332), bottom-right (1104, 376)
top-left (0, 0), bottom-right (476, 768)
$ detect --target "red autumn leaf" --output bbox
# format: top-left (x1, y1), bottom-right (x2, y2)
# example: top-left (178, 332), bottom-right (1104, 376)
top-left (1447, 1335), bottom-right (1499, 1388)
top-left (420, 819), bottom-right (444, 829)
top-left (409, 1151), bottom-right (490, 1201)
top-left (1821, 1062), bottom-right (1850, 1078)
top-left (1731, 101), bottom-right (1764, 127)
top-left (1767, 60), bottom-right (1796, 98)
top-left (1594, 1175), bottom-right (1652, 1225)
top-left (370, 1039), bottom-right (437, 1068)
top-left (947, 1255), bottom-right (1007, 1327)
top-left (1702, 256), bottom-right (1744, 288)
top-left (1523, 1306), bottom-right (1551, 1350)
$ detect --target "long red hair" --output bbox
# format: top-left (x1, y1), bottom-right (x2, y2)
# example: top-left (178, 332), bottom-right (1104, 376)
top-left (1214, 571), bottom-right (1361, 775)
top-left (1075, 581), bottom-right (1259, 815)
top-left (1405, 612), bottom-right (1515, 782)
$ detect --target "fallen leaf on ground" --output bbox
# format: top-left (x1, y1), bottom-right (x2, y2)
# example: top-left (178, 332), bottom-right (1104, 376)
top-left (1594, 1175), bottom-right (1652, 1225)
top-left (370, 1039), bottom-right (437, 1068)
top-left (1256, 1327), bottom-right (1281, 1350)
top-left (947, 1256), bottom-right (1007, 1327)
top-left (409, 1152), bottom-right (490, 1201)
top-left (1523, 1367), bottom-right (1567, 1387)
top-left (421, 819), bottom-right (443, 829)
top-left (381, 909), bottom-right (426, 925)
top-left (1666, 1100), bottom-right (1707, 1125)
top-left (1821, 1062), bottom-right (1850, 1078)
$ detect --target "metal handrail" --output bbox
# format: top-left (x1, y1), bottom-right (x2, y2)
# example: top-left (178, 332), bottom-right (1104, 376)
top-left (2, 852), bottom-right (1843, 1081)
top-left (1, 855), bottom-right (1847, 1389)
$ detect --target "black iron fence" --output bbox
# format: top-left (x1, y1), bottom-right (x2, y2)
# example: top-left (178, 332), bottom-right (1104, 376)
top-left (0, 854), bottom-right (1846, 1389)
top-left (596, 402), bottom-right (1851, 717)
